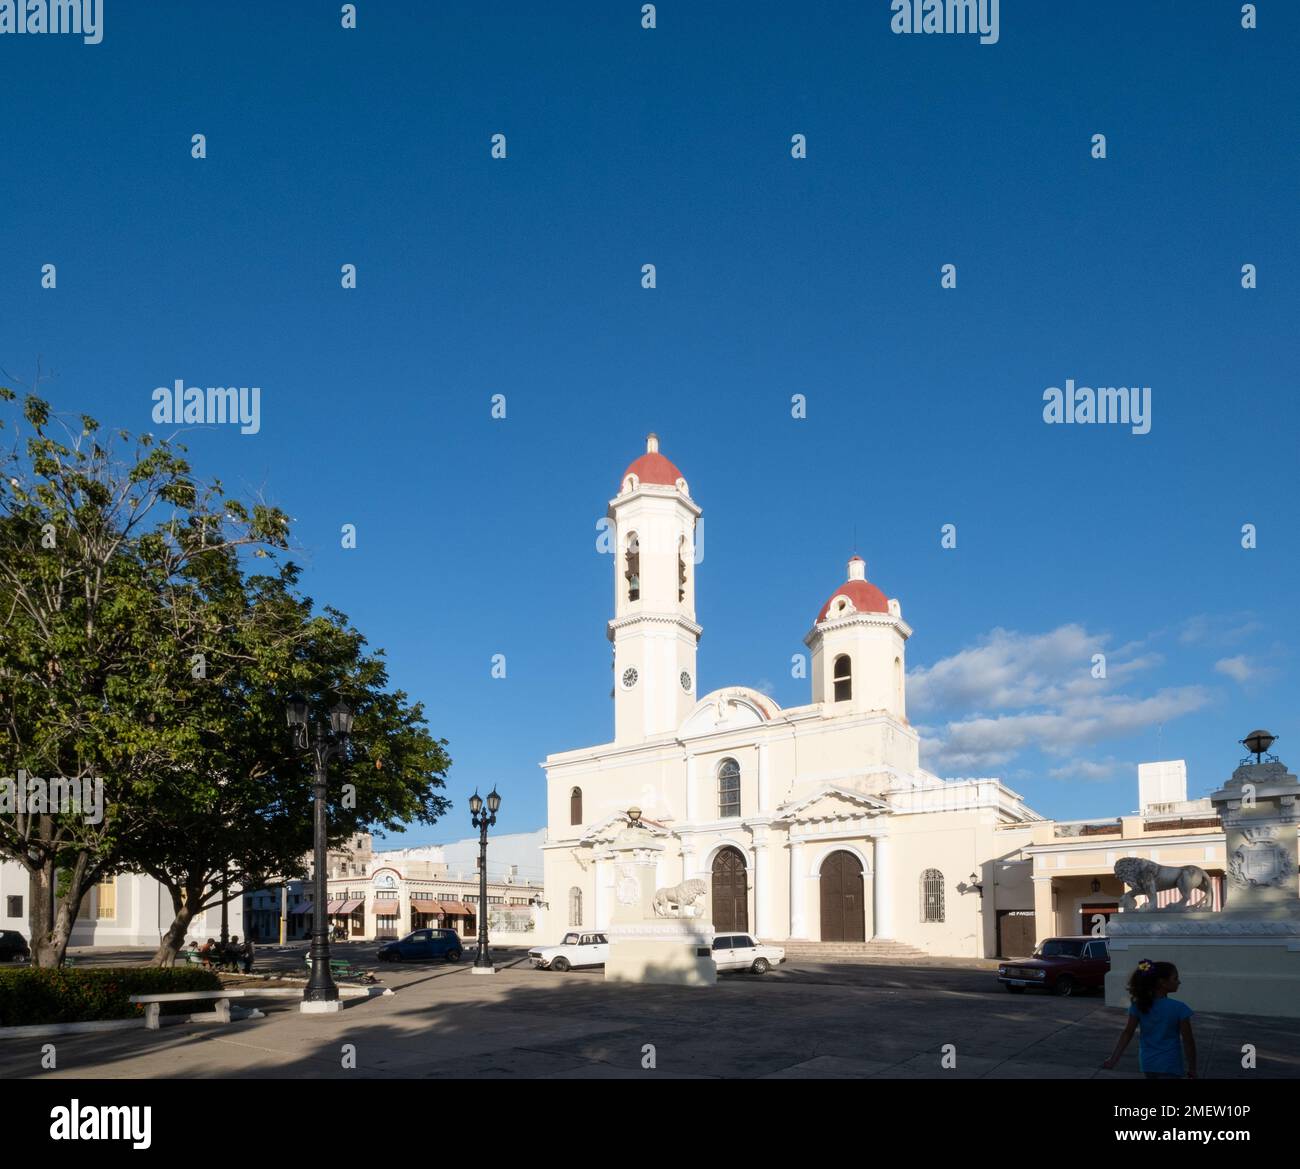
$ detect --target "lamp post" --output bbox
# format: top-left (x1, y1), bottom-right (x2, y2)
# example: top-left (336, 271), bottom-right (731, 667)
top-left (286, 693), bottom-right (354, 1013)
top-left (469, 788), bottom-right (501, 974)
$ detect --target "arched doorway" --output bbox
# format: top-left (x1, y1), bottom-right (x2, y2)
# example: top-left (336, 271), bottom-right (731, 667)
top-left (819, 850), bottom-right (865, 942)
top-left (711, 847), bottom-right (749, 932)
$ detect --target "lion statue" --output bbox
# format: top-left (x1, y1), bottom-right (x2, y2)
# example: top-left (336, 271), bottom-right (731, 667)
top-left (653, 878), bottom-right (709, 918)
top-left (1114, 857), bottom-right (1213, 912)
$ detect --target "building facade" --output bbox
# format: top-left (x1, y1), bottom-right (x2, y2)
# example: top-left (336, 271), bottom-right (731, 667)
top-left (541, 436), bottom-right (1051, 958)
top-left (241, 833), bottom-right (545, 944)
top-left (0, 863), bottom-right (244, 949)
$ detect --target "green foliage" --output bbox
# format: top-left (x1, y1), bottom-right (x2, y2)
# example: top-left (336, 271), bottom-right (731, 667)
top-left (0, 965), bottom-right (222, 1026)
top-left (0, 392), bottom-right (453, 963)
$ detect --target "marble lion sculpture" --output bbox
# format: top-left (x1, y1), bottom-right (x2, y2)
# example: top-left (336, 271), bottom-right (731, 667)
top-left (653, 878), bottom-right (709, 918)
top-left (1114, 857), bottom-right (1212, 912)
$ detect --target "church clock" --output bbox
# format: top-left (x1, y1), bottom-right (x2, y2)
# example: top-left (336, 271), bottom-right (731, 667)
top-left (621, 667), bottom-right (639, 689)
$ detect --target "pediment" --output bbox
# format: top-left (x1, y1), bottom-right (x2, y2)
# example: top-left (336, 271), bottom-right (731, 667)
top-left (777, 784), bottom-right (891, 824)
top-left (679, 687), bottom-right (780, 737)
top-left (578, 812), bottom-right (673, 846)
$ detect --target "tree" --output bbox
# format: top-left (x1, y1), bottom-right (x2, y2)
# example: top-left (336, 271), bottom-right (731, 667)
top-left (125, 559), bottom-right (452, 966)
top-left (0, 391), bottom-right (451, 966)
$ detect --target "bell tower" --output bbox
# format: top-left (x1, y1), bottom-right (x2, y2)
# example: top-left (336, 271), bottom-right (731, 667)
top-left (608, 434), bottom-right (702, 743)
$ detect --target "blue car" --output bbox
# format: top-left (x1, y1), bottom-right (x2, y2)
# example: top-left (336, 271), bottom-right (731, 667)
top-left (376, 928), bottom-right (463, 963)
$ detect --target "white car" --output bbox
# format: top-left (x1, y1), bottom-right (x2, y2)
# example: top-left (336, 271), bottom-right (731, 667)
top-left (712, 932), bottom-right (785, 974)
top-left (528, 931), bottom-right (609, 972)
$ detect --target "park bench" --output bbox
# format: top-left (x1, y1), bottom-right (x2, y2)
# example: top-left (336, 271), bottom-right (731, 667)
top-left (304, 954), bottom-right (364, 980)
top-left (130, 985), bottom-right (389, 1029)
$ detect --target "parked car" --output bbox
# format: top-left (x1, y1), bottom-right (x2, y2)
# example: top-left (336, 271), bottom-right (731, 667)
top-left (997, 935), bottom-right (1109, 996)
top-left (528, 931), bottom-right (609, 971)
top-left (711, 933), bottom-right (785, 975)
top-left (376, 928), bottom-right (463, 963)
top-left (0, 929), bottom-right (30, 962)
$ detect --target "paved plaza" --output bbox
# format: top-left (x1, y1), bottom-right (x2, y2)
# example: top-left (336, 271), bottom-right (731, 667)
top-left (4, 946), bottom-right (1298, 1079)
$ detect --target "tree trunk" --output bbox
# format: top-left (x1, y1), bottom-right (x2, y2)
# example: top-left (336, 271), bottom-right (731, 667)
top-left (27, 852), bottom-right (96, 968)
top-left (27, 864), bottom-right (57, 966)
top-left (151, 887), bottom-right (199, 967)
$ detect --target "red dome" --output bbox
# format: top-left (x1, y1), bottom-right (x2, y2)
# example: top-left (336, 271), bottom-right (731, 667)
top-left (621, 433), bottom-right (685, 489)
top-left (622, 451), bottom-right (683, 487)
top-left (817, 578), bottom-right (890, 622)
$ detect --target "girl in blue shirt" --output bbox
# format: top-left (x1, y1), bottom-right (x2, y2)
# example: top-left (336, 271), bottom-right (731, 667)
top-left (1103, 959), bottom-right (1197, 1079)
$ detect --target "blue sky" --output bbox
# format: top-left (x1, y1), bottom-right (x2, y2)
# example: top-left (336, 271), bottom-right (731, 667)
top-left (1, 1), bottom-right (1296, 841)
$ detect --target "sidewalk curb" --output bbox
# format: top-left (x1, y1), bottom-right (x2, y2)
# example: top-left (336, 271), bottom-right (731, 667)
top-left (0, 1018), bottom-right (143, 1040)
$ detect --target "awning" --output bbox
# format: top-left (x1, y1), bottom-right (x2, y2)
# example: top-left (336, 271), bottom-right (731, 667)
top-left (291, 903), bottom-right (312, 915)
top-left (326, 899), bottom-right (346, 914)
top-left (409, 899), bottom-right (440, 914)
top-left (442, 902), bottom-right (474, 916)
top-left (375, 902), bottom-right (404, 917)
top-left (338, 899), bottom-right (364, 915)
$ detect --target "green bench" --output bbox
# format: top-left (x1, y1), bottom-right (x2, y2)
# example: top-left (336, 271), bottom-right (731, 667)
top-left (304, 953), bottom-right (362, 980)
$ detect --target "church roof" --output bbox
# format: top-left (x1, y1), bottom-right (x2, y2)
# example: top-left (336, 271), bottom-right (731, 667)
top-left (621, 433), bottom-right (685, 489)
top-left (816, 557), bottom-right (891, 621)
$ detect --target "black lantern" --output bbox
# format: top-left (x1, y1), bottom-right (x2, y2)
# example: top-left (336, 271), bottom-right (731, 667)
top-left (468, 790), bottom-right (483, 816)
top-left (329, 698), bottom-right (354, 736)
top-left (285, 693), bottom-right (309, 729)
top-left (1241, 729), bottom-right (1277, 762)
top-left (486, 788), bottom-right (502, 815)
top-left (1091, 878), bottom-right (1101, 894)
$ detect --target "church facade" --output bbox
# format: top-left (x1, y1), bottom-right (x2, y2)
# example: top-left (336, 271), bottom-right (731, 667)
top-left (540, 435), bottom-right (1045, 958)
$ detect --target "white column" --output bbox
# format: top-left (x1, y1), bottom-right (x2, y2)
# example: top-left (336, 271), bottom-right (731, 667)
top-left (789, 839), bottom-right (808, 938)
top-left (873, 835), bottom-right (894, 939)
top-left (680, 840), bottom-right (697, 883)
top-left (754, 836), bottom-right (773, 939)
top-left (685, 751), bottom-right (697, 822)
top-left (594, 855), bottom-right (609, 929)
top-left (757, 742), bottom-right (770, 812)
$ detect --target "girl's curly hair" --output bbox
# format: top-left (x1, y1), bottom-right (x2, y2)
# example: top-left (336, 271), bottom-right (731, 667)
top-left (1127, 959), bottom-right (1177, 1013)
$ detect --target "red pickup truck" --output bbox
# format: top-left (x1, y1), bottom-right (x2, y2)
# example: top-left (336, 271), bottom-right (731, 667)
top-left (997, 935), bottom-right (1110, 997)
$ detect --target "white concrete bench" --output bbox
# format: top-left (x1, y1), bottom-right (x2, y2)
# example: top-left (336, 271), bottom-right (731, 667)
top-left (130, 986), bottom-right (391, 1029)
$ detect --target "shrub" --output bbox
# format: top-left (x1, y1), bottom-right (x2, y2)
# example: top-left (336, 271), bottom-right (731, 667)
top-left (0, 966), bottom-right (222, 1027)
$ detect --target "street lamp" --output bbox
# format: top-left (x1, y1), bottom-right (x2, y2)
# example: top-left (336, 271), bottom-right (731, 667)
top-left (286, 692), bottom-right (353, 1013)
top-left (1241, 729), bottom-right (1277, 764)
top-left (470, 788), bottom-right (501, 974)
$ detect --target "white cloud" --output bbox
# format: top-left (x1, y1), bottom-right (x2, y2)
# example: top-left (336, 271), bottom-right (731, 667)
top-left (910, 623), bottom-right (1211, 773)
top-left (909, 625), bottom-right (1161, 718)
top-left (1214, 655), bottom-right (1252, 684)
top-left (920, 685), bottom-right (1212, 773)
top-left (1047, 757), bottom-right (1132, 782)
top-left (1179, 614), bottom-right (1263, 647)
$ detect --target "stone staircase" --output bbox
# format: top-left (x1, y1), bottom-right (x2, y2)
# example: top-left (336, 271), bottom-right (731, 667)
top-left (767, 939), bottom-right (930, 963)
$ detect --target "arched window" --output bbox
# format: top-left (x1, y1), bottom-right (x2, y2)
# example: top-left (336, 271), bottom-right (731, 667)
top-left (569, 886), bottom-right (583, 927)
top-left (833, 654), bottom-right (852, 702)
top-left (718, 758), bottom-right (741, 818)
top-left (570, 787), bottom-right (582, 825)
top-left (921, 869), bottom-right (945, 923)
top-left (625, 533), bottom-right (640, 602)
top-left (678, 534), bottom-right (688, 602)
top-left (894, 656), bottom-right (903, 713)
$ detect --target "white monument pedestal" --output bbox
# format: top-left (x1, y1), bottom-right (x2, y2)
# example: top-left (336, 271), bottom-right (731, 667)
top-left (602, 814), bottom-right (716, 988)
top-left (605, 920), bottom-right (717, 987)
top-left (1104, 749), bottom-right (1300, 1018)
